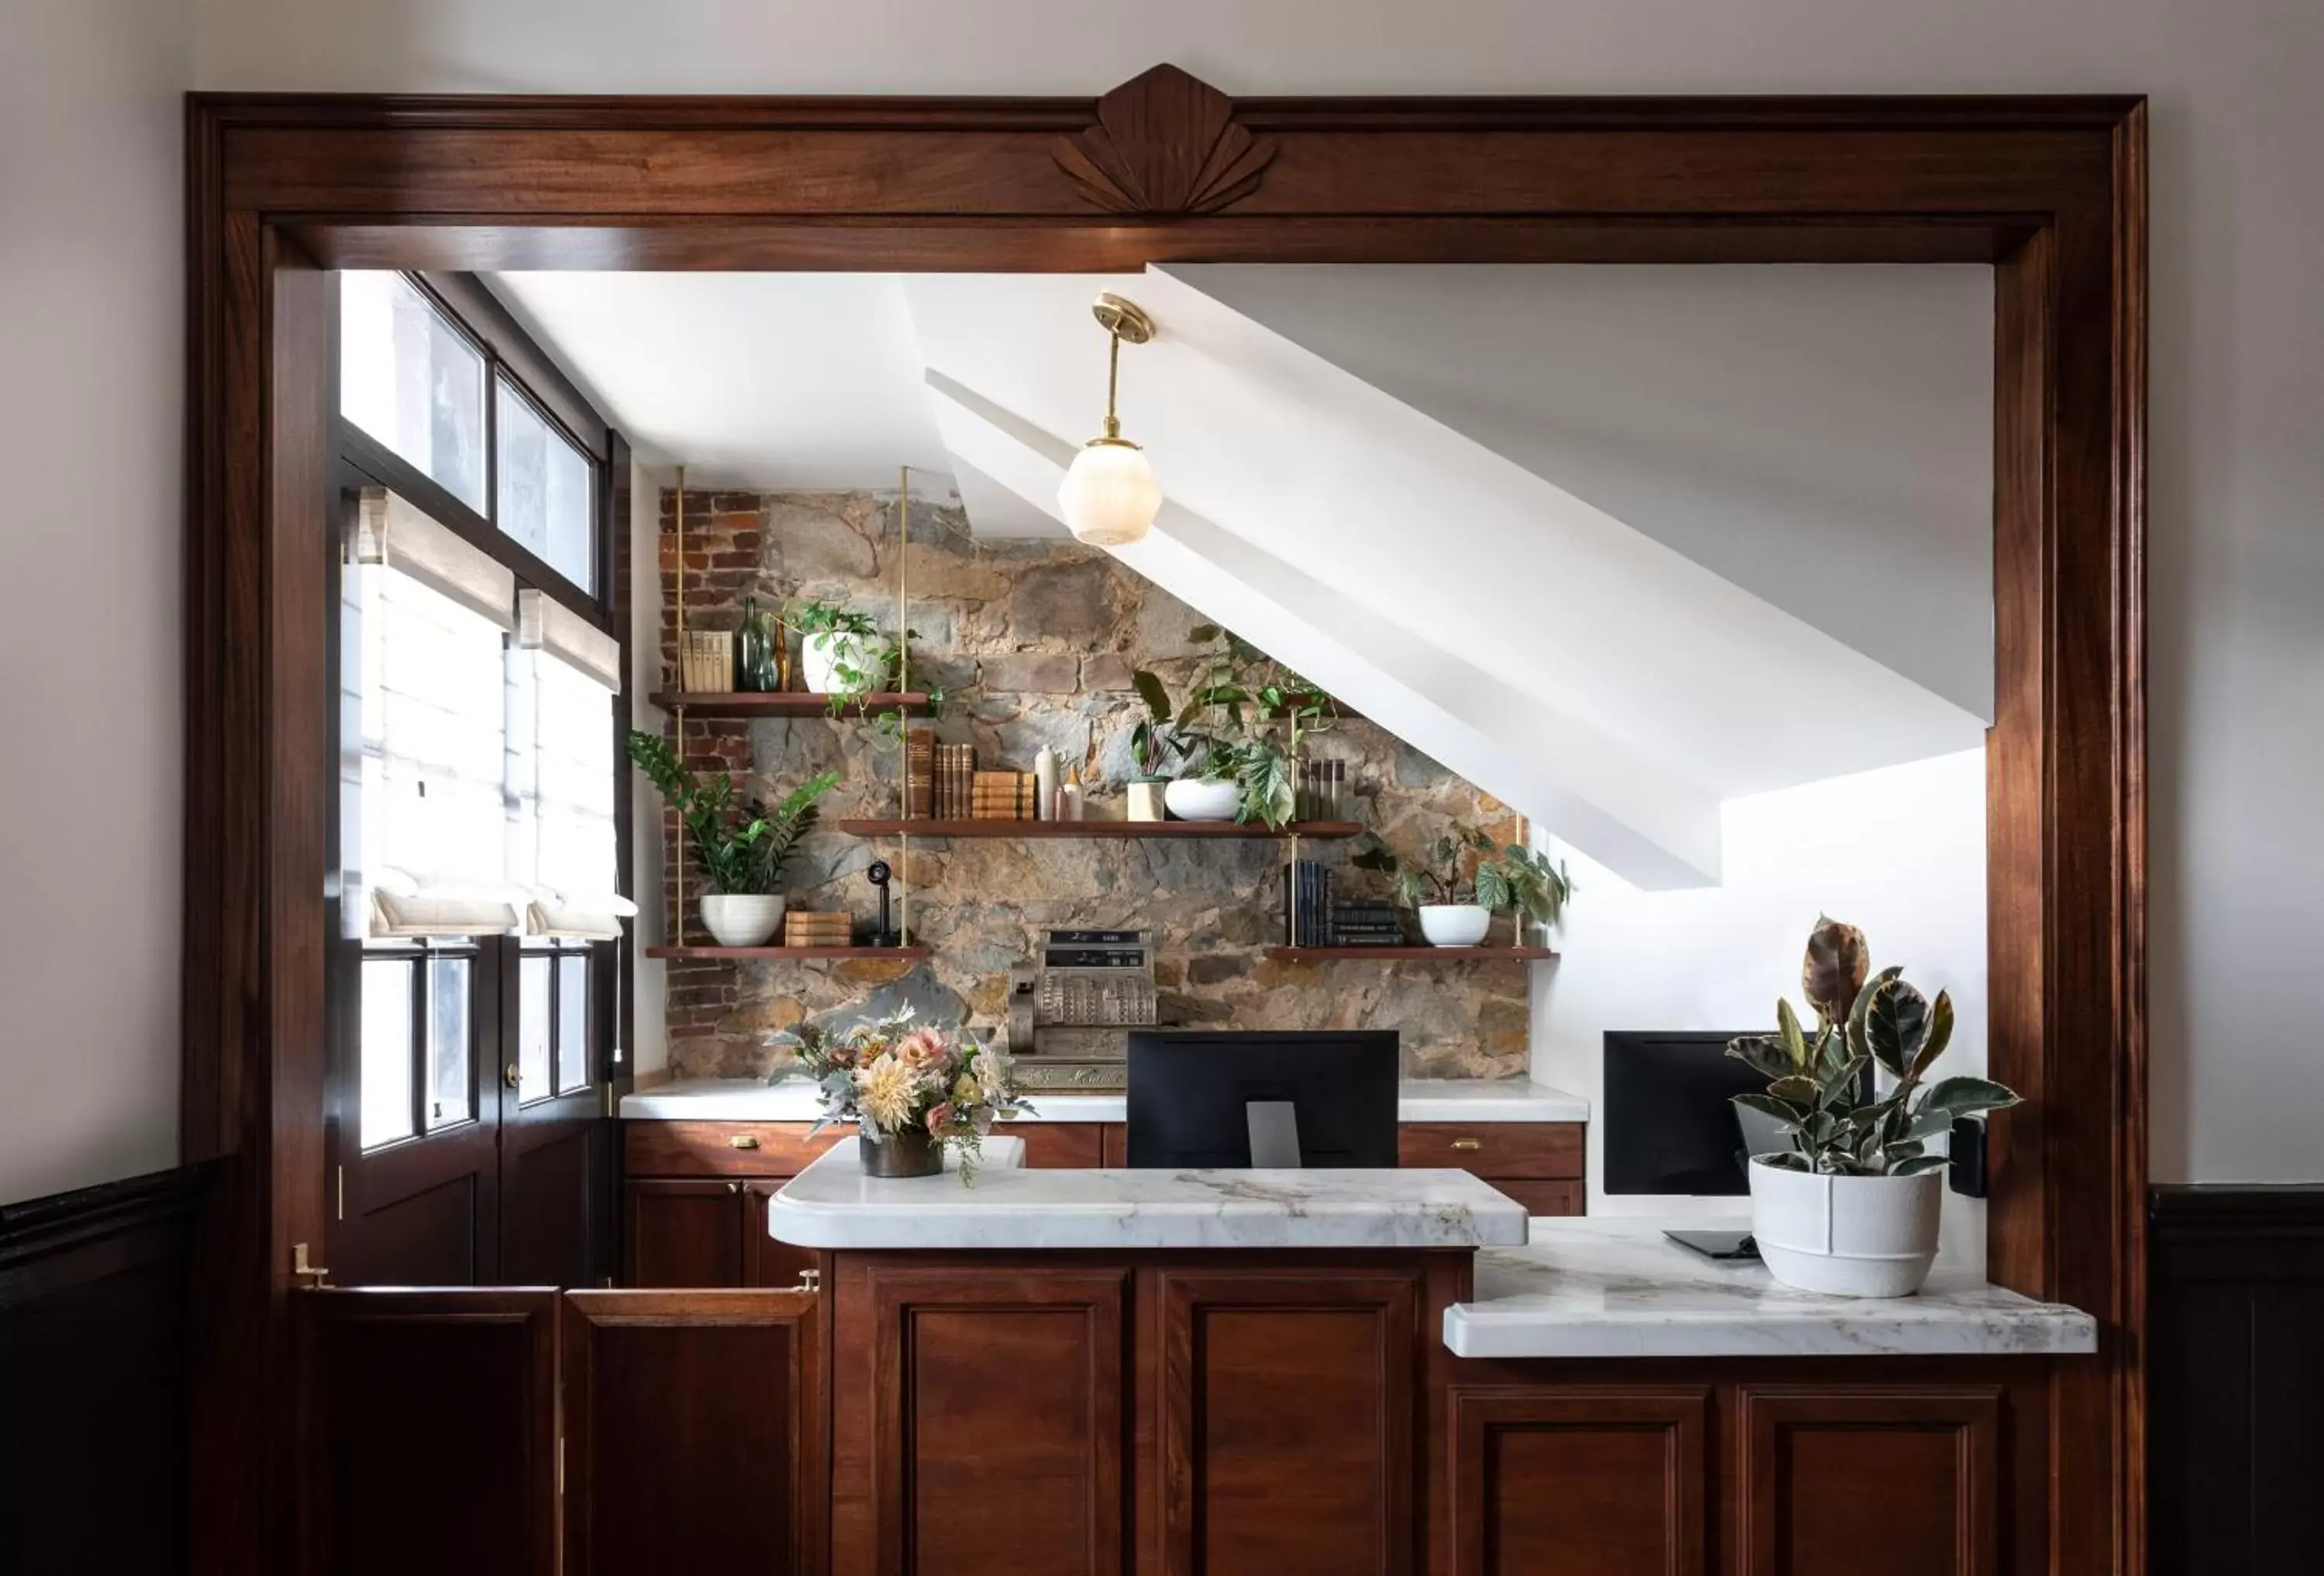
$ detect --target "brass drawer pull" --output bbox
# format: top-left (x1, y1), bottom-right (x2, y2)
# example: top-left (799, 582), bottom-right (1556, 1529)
top-left (1450, 1137), bottom-right (1483, 1152)
top-left (727, 1134), bottom-right (760, 1150)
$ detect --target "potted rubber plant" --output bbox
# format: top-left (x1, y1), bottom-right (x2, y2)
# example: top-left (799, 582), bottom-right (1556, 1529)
top-left (1725, 917), bottom-right (2020, 1297)
top-left (627, 730), bottom-right (837, 947)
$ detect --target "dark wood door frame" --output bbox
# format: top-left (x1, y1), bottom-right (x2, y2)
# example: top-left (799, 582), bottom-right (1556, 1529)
top-left (183, 67), bottom-right (2147, 1574)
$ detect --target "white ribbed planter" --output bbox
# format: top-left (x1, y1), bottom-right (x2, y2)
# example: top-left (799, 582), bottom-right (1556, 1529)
top-left (800, 631), bottom-right (877, 696)
top-left (700, 893), bottom-right (784, 948)
top-left (1163, 777), bottom-right (1240, 821)
top-left (1418, 904), bottom-right (1492, 948)
top-left (1747, 1156), bottom-right (1943, 1298)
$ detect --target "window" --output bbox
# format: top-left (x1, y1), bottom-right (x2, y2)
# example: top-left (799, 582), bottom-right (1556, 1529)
top-left (339, 273), bottom-right (488, 513)
top-left (359, 957), bottom-right (416, 1148)
top-left (518, 944), bottom-right (596, 1102)
top-left (497, 375), bottom-right (596, 593)
top-left (359, 947), bottom-right (476, 1148)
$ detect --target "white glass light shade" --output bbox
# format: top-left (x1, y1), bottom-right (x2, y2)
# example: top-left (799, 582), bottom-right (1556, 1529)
top-left (1057, 440), bottom-right (1162, 547)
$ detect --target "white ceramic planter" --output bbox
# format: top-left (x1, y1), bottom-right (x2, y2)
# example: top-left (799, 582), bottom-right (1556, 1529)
top-left (700, 893), bottom-right (784, 948)
top-left (801, 631), bottom-right (878, 696)
top-left (1126, 779), bottom-right (1168, 822)
top-left (1417, 903), bottom-right (1492, 948)
top-left (1163, 776), bottom-right (1241, 821)
top-left (1747, 1155), bottom-right (1943, 1298)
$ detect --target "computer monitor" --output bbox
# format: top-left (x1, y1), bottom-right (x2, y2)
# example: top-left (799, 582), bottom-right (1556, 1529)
top-left (1125, 1030), bottom-right (1400, 1168)
top-left (1601, 1030), bottom-right (1862, 1196)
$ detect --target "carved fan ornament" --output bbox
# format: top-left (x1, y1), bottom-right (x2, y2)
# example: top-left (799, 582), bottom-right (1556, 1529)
top-left (1053, 64), bottom-right (1278, 217)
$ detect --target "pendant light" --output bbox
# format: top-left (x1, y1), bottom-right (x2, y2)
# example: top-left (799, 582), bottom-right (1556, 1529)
top-left (1057, 292), bottom-right (1162, 547)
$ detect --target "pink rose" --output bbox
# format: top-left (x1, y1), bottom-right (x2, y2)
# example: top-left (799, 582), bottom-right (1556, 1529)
top-left (896, 1027), bottom-right (950, 1072)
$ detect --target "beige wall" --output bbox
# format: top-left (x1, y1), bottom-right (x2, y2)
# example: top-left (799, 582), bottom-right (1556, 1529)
top-left (0, 0), bottom-right (190, 1204)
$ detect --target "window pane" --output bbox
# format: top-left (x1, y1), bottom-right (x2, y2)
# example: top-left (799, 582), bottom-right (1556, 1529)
top-left (425, 955), bottom-right (473, 1130)
top-left (340, 273), bottom-right (487, 513)
top-left (518, 952), bottom-right (553, 1104)
top-left (497, 377), bottom-right (596, 593)
top-left (362, 562), bottom-right (509, 896)
top-left (511, 648), bottom-right (617, 900)
top-left (360, 958), bottom-right (416, 1148)
top-left (556, 951), bottom-right (591, 1095)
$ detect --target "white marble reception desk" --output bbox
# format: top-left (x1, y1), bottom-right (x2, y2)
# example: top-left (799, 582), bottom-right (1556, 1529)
top-left (765, 1136), bottom-right (1532, 1251)
top-left (1444, 1217), bottom-right (2098, 1359)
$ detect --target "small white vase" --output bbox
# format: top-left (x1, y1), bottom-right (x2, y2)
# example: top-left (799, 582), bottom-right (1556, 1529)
top-left (1163, 776), bottom-right (1241, 821)
top-left (1417, 903), bottom-right (1491, 947)
top-left (1126, 779), bottom-right (1168, 822)
top-left (1747, 1156), bottom-right (1943, 1298)
top-left (801, 631), bottom-right (877, 696)
top-left (700, 893), bottom-right (784, 948)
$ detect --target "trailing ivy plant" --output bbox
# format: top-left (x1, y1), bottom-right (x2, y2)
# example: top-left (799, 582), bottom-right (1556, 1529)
top-left (1725, 916), bottom-right (2020, 1176)
top-left (786, 597), bottom-right (944, 744)
top-left (626, 730), bottom-right (837, 896)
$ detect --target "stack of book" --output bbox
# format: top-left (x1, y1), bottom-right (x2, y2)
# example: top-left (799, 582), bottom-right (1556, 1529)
top-left (905, 728), bottom-right (935, 819)
top-left (1283, 859), bottom-right (1332, 946)
top-left (928, 742), bottom-right (975, 819)
top-left (971, 769), bottom-right (1039, 820)
top-left (1326, 900), bottom-right (1407, 948)
top-left (783, 910), bottom-right (853, 948)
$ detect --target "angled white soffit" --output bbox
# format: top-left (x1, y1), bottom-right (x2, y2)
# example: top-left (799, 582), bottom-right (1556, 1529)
top-left (905, 270), bottom-right (1989, 890)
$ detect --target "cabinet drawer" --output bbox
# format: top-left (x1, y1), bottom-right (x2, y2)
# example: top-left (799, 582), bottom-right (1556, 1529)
top-left (624, 1120), bottom-right (849, 1179)
top-left (1489, 1179), bottom-right (1585, 1217)
top-left (1398, 1122), bottom-right (1583, 1179)
top-left (995, 1121), bottom-right (1105, 1168)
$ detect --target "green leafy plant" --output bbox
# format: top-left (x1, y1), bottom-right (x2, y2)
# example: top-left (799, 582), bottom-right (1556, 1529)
top-left (1724, 916), bottom-right (2020, 1176)
top-left (787, 597), bottom-right (944, 743)
top-left (626, 730), bottom-right (837, 895)
top-left (1353, 823), bottom-right (1492, 907)
top-left (1474, 843), bottom-right (1575, 931)
top-left (1128, 669), bottom-right (1184, 779)
top-left (1164, 624), bottom-right (1339, 828)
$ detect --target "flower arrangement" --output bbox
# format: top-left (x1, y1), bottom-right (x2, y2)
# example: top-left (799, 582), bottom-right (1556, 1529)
top-left (787, 1007), bottom-right (1030, 1181)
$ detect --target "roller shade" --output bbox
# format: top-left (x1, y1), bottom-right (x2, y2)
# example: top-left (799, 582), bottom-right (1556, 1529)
top-left (517, 587), bottom-right (622, 693)
top-left (356, 486), bottom-right (515, 631)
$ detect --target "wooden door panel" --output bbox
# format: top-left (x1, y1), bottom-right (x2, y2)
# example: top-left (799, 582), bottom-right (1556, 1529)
top-left (1449, 1386), bottom-right (1710, 1576)
top-left (500, 1122), bottom-right (598, 1288)
top-left (1737, 1386), bottom-right (2000, 1576)
top-left (340, 1170), bottom-right (485, 1286)
top-left (562, 1289), bottom-right (822, 1576)
top-left (745, 1182), bottom-right (819, 1289)
top-left (295, 1289), bottom-right (558, 1576)
top-left (1158, 1270), bottom-right (1420, 1576)
top-left (865, 1266), bottom-right (1129, 1576)
top-left (627, 1179), bottom-right (745, 1288)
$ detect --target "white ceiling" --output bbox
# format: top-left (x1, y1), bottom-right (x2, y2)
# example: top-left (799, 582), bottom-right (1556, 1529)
top-left (486, 271), bottom-right (953, 490)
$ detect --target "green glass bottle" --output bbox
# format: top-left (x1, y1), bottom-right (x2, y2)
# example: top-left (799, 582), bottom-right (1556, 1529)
top-left (736, 596), bottom-right (779, 693)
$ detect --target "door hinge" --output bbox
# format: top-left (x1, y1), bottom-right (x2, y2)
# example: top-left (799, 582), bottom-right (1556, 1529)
top-left (602, 1084), bottom-right (616, 1118)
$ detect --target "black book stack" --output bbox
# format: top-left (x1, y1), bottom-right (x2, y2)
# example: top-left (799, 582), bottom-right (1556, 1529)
top-left (1327, 900), bottom-right (1407, 948)
top-left (1284, 859), bottom-right (1332, 946)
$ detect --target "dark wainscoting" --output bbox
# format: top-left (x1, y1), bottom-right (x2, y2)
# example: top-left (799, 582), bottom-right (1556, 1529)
top-left (2149, 1185), bottom-right (2324, 1575)
top-left (0, 1165), bottom-right (207, 1574)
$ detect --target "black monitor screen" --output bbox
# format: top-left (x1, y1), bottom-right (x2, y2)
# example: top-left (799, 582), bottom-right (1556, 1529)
top-left (1126, 1030), bottom-right (1399, 1168)
top-left (1603, 1030), bottom-right (1783, 1196)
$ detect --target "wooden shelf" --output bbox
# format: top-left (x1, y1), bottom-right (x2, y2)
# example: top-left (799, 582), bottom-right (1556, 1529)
top-left (836, 819), bottom-right (1363, 840)
top-left (645, 945), bottom-right (932, 962)
top-left (650, 691), bottom-right (933, 717)
top-left (1260, 945), bottom-right (1558, 962)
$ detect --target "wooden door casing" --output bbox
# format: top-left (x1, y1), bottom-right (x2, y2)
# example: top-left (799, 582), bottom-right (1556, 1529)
top-left (852, 1265), bottom-right (1130, 1576)
top-left (294, 1289), bottom-right (559, 1576)
top-left (1448, 1385), bottom-right (1710, 1576)
top-left (1736, 1385), bottom-right (2001, 1576)
top-left (561, 1289), bottom-right (822, 1576)
top-left (1157, 1268), bottom-right (1422, 1576)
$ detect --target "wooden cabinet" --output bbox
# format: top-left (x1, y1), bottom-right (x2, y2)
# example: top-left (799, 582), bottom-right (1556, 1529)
top-left (626, 1179), bottom-right (747, 1289)
top-left (1449, 1386), bottom-right (1710, 1576)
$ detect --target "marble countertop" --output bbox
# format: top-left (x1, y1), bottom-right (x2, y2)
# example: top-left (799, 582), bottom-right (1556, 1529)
top-left (765, 1137), bottom-right (1533, 1251)
top-left (1442, 1218), bottom-right (2099, 1359)
top-left (622, 1074), bottom-right (1588, 1124)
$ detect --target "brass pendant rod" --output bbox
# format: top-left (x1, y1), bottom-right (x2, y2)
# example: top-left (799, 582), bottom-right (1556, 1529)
top-left (1103, 329), bottom-right (1122, 441)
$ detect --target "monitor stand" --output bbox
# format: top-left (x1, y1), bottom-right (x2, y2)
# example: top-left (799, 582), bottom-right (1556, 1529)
top-left (1663, 1229), bottom-right (1759, 1260)
top-left (1246, 1100), bottom-right (1301, 1168)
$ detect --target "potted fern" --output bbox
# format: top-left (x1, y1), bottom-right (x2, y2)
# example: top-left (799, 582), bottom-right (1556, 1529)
top-left (1726, 917), bottom-right (2020, 1297)
top-left (627, 731), bottom-right (837, 947)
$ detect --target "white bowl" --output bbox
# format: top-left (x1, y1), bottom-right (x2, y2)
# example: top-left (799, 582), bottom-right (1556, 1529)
top-left (1163, 777), bottom-right (1242, 821)
top-left (1417, 904), bottom-right (1491, 947)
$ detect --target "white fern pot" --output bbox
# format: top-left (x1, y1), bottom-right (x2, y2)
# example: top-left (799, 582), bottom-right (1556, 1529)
top-left (700, 893), bottom-right (783, 948)
top-left (1747, 1156), bottom-right (1943, 1298)
top-left (1417, 903), bottom-right (1492, 948)
top-left (800, 631), bottom-right (875, 696)
top-left (1164, 776), bottom-right (1240, 821)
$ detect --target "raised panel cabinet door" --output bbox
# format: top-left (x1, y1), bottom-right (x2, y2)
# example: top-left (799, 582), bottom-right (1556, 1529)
top-left (562, 1289), bottom-right (823, 1576)
top-left (294, 1289), bottom-right (559, 1576)
top-left (744, 1182), bottom-right (820, 1290)
top-left (626, 1179), bottom-right (746, 1288)
top-left (862, 1265), bottom-right (1129, 1576)
top-left (1157, 1269), bottom-right (1422, 1576)
top-left (1447, 1386), bottom-right (1710, 1576)
top-left (1736, 1386), bottom-right (2001, 1576)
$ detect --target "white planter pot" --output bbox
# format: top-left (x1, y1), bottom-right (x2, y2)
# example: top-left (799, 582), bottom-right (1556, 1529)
top-left (1417, 904), bottom-right (1492, 948)
top-left (1126, 779), bottom-right (1168, 822)
top-left (700, 893), bottom-right (784, 948)
top-left (1163, 776), bottom-right (1241, 821)
top-left (1747, 1156), bottom-right (1943, 1298)
top-left (801, 631), bottom-right (877, 696)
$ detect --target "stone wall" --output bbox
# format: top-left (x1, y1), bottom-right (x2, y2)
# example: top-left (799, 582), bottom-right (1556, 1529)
top-left (654, 487), bottom-right (1530, 1082)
